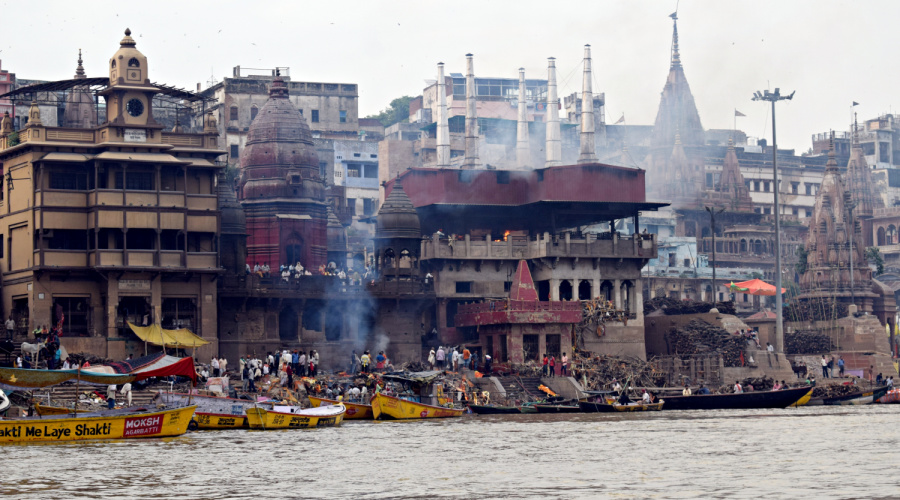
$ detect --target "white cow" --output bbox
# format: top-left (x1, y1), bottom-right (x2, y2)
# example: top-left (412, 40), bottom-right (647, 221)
top-left (20, 341), bottom-right (46, 367)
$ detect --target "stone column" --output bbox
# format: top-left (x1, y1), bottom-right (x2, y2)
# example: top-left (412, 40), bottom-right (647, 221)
top-left (550, 279), bottom-right (559, 301)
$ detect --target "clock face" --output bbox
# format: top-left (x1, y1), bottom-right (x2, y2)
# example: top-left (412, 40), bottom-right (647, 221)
top-left (126, 98), bottom-right (144, 117)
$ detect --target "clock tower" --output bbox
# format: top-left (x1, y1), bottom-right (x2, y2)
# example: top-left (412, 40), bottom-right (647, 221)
top-left (102, 28), bottom-right (159, 128)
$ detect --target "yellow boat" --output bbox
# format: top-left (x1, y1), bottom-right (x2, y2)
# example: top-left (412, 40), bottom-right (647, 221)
top-left (34, 403), bottom-right (74, 416)
top-left (308, 396), bottom-right (374, 420)
top-left (0, 405), bottom-right (196, 444)
top-left (613, 401), bottom-right (665, 412)
top-left (246, 403), bottom-right (345, 430)
top-left (790, 388), bottom-right (815, 407)
top-left (371, 393), bottom-right (465, 420)
top-left (154, 392), bottom-right (272, 430)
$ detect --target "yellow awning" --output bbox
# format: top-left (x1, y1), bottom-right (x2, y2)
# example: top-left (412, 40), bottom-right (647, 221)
top-left (128, 322), bottom-right (210, 348)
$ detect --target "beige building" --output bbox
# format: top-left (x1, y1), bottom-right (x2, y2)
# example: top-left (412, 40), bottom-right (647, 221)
top-left (0, 30), bottom-right (224, 359)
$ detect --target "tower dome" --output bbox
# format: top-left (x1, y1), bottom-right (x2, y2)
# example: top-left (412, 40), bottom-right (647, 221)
top-left (109, 28), bottom-right (148, 86)
top-left (376, 179), bottom-right (421, 239)
top-left (240, 76), bottom-right (321, 201)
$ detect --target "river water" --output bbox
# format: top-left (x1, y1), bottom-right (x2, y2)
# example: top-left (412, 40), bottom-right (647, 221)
top-left (3, 405), bottom-right (899, 499)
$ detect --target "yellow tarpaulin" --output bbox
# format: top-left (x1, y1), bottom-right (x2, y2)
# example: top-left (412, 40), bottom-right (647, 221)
top-left (128, 322), bottom-right (210, 348)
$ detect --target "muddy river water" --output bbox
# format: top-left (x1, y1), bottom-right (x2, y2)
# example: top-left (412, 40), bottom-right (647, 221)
top-left (3, 405), bottom-right (899, 499)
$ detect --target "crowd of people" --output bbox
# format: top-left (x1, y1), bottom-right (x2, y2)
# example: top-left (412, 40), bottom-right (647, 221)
top-left (245, 261), bottom-right (377, 286)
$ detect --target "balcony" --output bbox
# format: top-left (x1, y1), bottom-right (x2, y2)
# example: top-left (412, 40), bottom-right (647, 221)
top-left (186, 253), bottom-right (217, 269)
top-left (421, 233), bottom-right (656, 261)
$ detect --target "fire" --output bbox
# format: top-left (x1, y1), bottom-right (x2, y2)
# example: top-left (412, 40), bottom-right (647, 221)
top-left (503, 230), bottom-right (511, 242)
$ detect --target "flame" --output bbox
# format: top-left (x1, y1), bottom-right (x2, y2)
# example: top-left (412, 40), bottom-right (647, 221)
top-left (503, 230), bottom-right (511, 242)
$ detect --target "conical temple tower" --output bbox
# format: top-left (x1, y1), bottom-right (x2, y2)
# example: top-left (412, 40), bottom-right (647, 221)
top-left (798, 136), bottom-right (876, 310)
top-left (845, 114), bottom-right (884, 246)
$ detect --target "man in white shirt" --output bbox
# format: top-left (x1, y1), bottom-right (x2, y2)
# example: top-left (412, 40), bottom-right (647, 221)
top-left (766, 343), bottom-right (775, 353)
top-left (211, 357), bottom-right (220, 377)
top-left (5, 316), bottom-right (15, 340)
top-left (734, 381), bottom-right (743, 393)
top-left (219, 357), bottom-right (227, 376)
top-left (641, 390), bottom-right (651, 404)
top-left (107, 384), bottom-right (117, 409)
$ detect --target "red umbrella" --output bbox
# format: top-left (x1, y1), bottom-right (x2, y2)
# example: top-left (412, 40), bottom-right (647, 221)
top-left (730, 278), bottom-right (785, 296)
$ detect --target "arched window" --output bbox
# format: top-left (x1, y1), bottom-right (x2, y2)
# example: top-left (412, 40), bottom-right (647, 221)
top-left (740, 239), bottom-right (747, 252)
top-left (558, 280), bottom-right (573, 301)
top-left (399, 249), bottom-right (413, 269)
top-left (128, 57), bottom-right (140, 68)
top-left (889, 225), bottom-right (898, 244)
top-left (250, 106), bottom-right (259, 121)
top-left (229, 106), bottom-right (238, 121)
top-left (111, 60), bottom-right (116, 68)
top-left (578, 280), bottom-right (592, 301)
top-left (877, 227), bottom-right (886, 246)
top-left (600, 280), bottom-right (614, 302)
top-left (621, 281), bottom-right (634, 313)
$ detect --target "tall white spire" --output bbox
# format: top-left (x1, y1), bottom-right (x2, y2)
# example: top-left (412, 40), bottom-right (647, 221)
top-left (436, 62), bottom-right (451, 168)
top-left (462, 53), bottom-right (479, 169)
top-left (516, 68), bottom-right (530, 169)
top-left (577, 44), bottom-right (598, 164)
top-left (545, 57), bottom-right (561, 167)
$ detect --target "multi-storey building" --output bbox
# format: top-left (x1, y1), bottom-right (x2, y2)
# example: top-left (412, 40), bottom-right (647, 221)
top-left (0, 30), bottom-right (224, 359)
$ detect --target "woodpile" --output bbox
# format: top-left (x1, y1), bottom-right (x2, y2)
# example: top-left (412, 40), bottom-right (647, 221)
top-left (644, 297), bottom-right (736, 316)
top-left (784, 331), bottom-right (834, 355)
top-left (811, 384), bottom-right (860, 399)
top-left (570, 352), bottom-right (667, 391)
top-left (664, 319), bottom-right (746, 367)
top-left (784, 299), bottom-right (848, 322)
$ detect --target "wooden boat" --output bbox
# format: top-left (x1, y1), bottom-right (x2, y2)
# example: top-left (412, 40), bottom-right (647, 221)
top-left (308, 396), bottom-right (373, 420)
top-left (613, 401), bottom-right (664, 412)
top-left (246, 403), bottom-right (345, 429)
top-left (370, 393), bottom-right (464, 420)
top-left (877, 388), bottom-right (900, 404)
top-left (34, 403), bottom-right (76, 416)
top-left (660, 386), bottom-right (812, 411)
top-left (578, 401), bottom-right (617, 413)
top-left (821, 386), bottom-right (889, 406)
top-left (534, 403), bottom-right (581, 413)
top-left (154, 392), bottom-right (271, 430)
top-left (0, 405), bottom-right (196, 443)
top-left (468, 404), bottom-right (521, 414)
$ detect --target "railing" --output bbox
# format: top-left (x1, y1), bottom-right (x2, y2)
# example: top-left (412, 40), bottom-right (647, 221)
top-left (219, 274), bottom-right (434, 297)
top-left (186, 253), bottom-right (217, 269)
top-left (186, 195), bottom-right (217, 211)
top-left (457, 300), bottom-right (582, 315)
top-left (422, 233), bottom-right (656, 261)
top-left (162, 132), bottom-right (204, 148)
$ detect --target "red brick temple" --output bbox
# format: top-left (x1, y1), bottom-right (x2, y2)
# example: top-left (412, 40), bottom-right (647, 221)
top-left (455, 260), bottom-right (581, 363)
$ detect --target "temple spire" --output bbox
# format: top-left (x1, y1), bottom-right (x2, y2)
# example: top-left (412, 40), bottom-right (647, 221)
top-left (75, 49), bottom-right (86, 79)
top-left (826, 131), bottom-right (838, 173)
top-left (670, 12), bottom-right (681, 69)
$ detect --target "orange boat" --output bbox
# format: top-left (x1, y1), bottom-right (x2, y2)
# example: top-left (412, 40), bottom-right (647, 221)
top-left (308, 396), bottom-right (374, 420)
top-left (370, 393), bottom-right (464, 420)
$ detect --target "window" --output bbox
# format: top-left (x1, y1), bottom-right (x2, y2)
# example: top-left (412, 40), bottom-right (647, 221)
top-left (229, 106), bottom-right (238, 121)
top-left (496, 171), bottom-right (510, 184)
top-left (353, 153), bottom-right (361, 158)
top-left (504, 281), bottom-right (512, 292)
top-left (230, 145), bottom-right (239, 157)
top-left (250, 106), bottom-right (259, 121)
top-left (319, 162), bottom-right (327, 179)
top-left (45, 229), bottom-right (88, 250)
top-left (347, 164), bottom-right (361, 177)
top-left (311, 110), bottom-right (319, 123)
top-left (763, 181), bottom-right (770, 192)
top-left (763, 207), bottom-right (771, 215)
top-left (346, 198), bottom-right (356, 216)
top-left (791, 182), bottom-right (799, 194)
top-left (370, 154), bottom-right (377, 159)
top-left (363, 165), bottom-right (378, 179)
top-left (537, 170), bottom-right (544, 182)
top-left (754, 181), bottom-right (760, 191)
top-left (339, 110), bottom-right (347, 123)
top-left (363, 198), bottom-right (377, 216)
top-left (455, 281), bottom-right (472, 293)
top-left (298, 109), bottom-right (303, 116)
top-left (128, 58), bottom-right (140, 68)
top-left (806, 210), bottom-right (813, 217)
top-left (49, 172), bottom-right (88, 190)
top-left (115, 171), bottom-right (154, 191)
top-left (805, 183), bottom-right (813, 195)
top-left (54, 297), bottom-right (90, 337)
top-left (792, 208), bottom-right (799, 215)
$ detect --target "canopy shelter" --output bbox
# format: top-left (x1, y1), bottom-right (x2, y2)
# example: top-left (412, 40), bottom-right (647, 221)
top-left (128, 323), bottom-right (209, 348)
top-left (0, 352), bottom-right (197, 391)
top-left (729, 279), bottom-right (785, 296)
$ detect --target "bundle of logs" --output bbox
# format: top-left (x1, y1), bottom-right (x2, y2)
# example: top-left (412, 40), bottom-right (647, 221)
top-left (784, 299), bottom-right (848, 322)
top-left (574, 299), bottom-right (630, 348)
top-left (811, 384), bottom-right (861, 399)
top-left (784, 331), bottom-right (835, 355)
top-left (664, 319), bottom-right (747, 367)
top-left (644, 297), bottom-right (736, 316)
top-left (570, 352), bottom-right (667, 391)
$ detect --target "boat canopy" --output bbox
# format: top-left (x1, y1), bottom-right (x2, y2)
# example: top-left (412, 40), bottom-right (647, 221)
top-left (128, 322), bottom-right (210, 348)
top-left (0, 353), bottom-right (197, 391)
top-left (381, 371), bottom-right (442, 384)
top-left (729, 278), bottom-right (786, 296)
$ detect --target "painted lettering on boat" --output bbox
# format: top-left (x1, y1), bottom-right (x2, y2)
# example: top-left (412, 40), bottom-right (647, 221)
top-left (123, 415), bottom-right (162, 437)
top-left (346, 408), bottom-right (357, 416)
top-left (316, 418), bottom-right (336, 427)
top-left (75, 423), bottom-right (113, 437)
top-left (288, 417), bottom-right (311, 428)
top-left (218, 418), bottom-right (236, 426)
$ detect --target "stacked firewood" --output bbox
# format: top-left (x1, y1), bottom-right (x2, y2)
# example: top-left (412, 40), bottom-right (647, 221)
top-left (784, 299), bottom-right (848, 322)
top-left (644, 297), bottom-right (736, 316)
top-left (784, 331), bottom-right (834, 355)
top-left (811, 384), bottom-right (860, 399)
top-left (570, 352), bottom-right (667, 391)
top-left (664, 319), bottom-right (747, 367)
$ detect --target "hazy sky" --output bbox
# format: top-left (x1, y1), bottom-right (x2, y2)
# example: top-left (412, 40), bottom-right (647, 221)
top-left (2, 0), bottom-right (897, 152)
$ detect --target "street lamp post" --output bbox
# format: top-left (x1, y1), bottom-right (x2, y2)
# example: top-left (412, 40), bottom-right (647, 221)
top-left (752, 88), bottom-right (794, 354)
top-left (705, 206), bottom-right (725, 304)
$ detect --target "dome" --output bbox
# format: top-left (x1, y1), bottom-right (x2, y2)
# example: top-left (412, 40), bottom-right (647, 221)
top-left (239, 76), bottom-right (321, 201)
top-left (326, 204), bottom-right (347, 251)
top-left (109, 28), bottom-right (148, 86)
top-left (376, 180), bottom-right (420, 239)
top-left (217, 173), bottom-right (246, 235)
